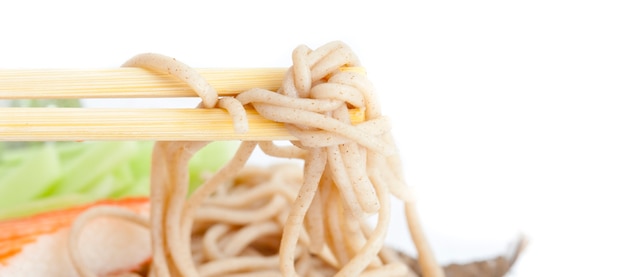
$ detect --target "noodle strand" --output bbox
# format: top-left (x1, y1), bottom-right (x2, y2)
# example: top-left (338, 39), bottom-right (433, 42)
top-left (67, 41), bottom-right (444, 277)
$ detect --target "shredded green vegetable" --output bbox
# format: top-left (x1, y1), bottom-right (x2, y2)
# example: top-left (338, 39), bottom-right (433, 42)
top-left (0, 141), bottom-right (238, 220)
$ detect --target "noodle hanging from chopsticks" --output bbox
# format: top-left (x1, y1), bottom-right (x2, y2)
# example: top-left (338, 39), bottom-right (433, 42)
top-left (68, 41), bottom-right (444, 277)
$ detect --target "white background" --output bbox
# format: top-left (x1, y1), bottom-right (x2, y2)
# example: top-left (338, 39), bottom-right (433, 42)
top-left (1, 1), bottom-right (625, 276)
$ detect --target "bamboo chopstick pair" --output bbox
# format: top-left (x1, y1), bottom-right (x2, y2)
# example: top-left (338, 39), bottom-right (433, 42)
top-left (0, 68), bottom-right (364, 141)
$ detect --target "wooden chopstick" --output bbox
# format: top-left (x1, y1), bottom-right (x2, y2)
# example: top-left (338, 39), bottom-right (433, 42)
top-left (0, 68), bottom-right (286, 99)
top-left (0, 67), bottom-right (366, 141)
top-left (0, 108), bottom-right (364, 141)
